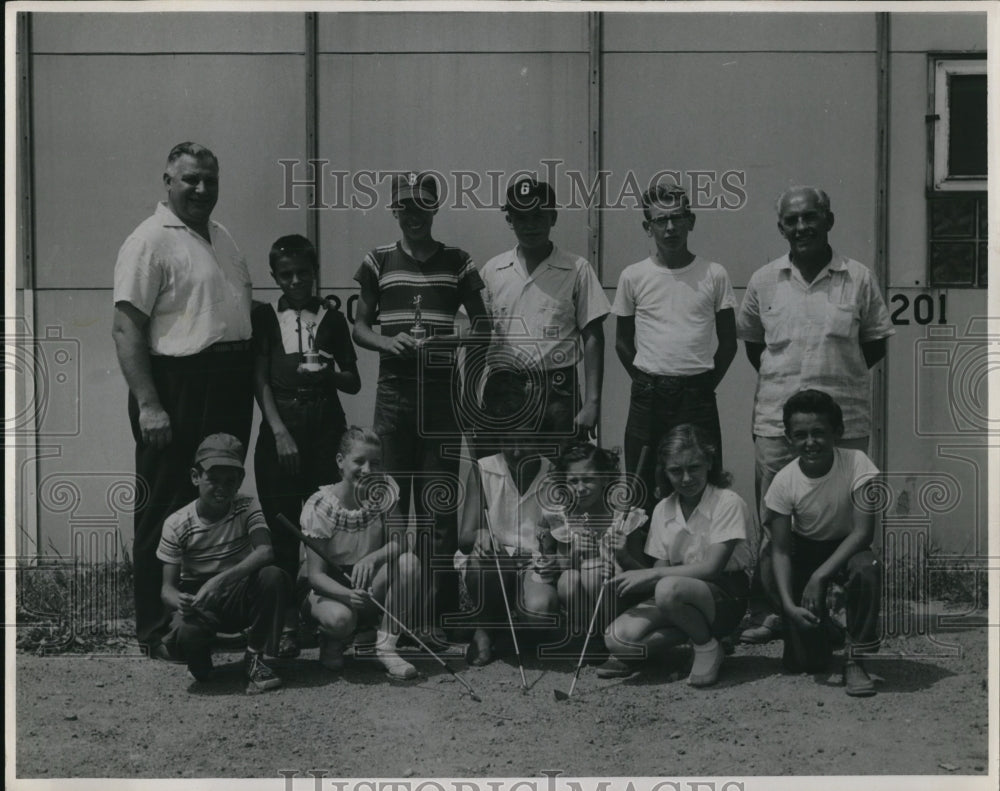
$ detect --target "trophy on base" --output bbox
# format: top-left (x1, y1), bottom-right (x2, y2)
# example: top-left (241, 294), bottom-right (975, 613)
top-left (410, 295), bottom-right (428, 342)
top-left (300, 320), bottom-right (326, 371)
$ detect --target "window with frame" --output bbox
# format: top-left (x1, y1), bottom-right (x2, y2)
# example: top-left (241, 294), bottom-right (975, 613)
top-left (927, 56), bottom-right (987, 287)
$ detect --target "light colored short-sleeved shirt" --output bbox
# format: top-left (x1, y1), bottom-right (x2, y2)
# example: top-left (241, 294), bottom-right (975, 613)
top-left (736, 251), bottom-right (894, 438)
top-left (471, 453), bottom-right (554, 554)
top-left (113, 202), bottom-right (253, 356)
top-left (481, 245), bottom-right (610, 371)
top-left (156, 494), bottom-right (268, 586)
top-left (300, 478), bottom-right (400, 567)
top-left (644, 485), bottom-right (752, 573)
top-left (764, 448), bottom-right (879, 542)
top-left (612, 256), bottom-right (737, 376)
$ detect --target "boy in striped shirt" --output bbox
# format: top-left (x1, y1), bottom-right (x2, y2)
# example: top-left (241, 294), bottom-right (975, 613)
top-left (158, 433), bottom-right (291, 692)
top-left (353, 172), bottom-right (488, 642)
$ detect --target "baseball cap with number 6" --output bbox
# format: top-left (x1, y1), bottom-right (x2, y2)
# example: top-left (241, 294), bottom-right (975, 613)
top-left (502, 177), bottom-right (558, 214)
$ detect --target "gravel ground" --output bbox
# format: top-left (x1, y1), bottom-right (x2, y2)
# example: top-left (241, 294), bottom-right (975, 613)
top-left (14, 607), bottom-right (990, 780)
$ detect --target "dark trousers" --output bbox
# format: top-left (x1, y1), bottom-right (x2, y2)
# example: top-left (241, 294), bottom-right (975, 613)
top-left (623, 370), bottom-right (722, 514)
top-left (128, 348), bottom-right (254, 647)
top-left (255, 396), bottom-right (344, 580)
top-left (475, 366), bottom-right (581, 458)
top-left (161, 566), bottom-right (290, 659)
top-left (373, 375), bottom-right (463, 629)
top-left (759, 536), bottom-right (881, 672)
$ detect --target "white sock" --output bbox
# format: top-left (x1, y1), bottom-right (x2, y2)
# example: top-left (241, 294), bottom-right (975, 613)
top-left (376, 630), bottom-right (399, 652)
top-left (689, 638), bottom-right (721, 675)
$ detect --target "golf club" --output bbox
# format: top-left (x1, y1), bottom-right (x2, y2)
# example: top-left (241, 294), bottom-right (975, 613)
top-left (482, 508), bottom-right (529, 691)
top-left (277, 514), bottom-right (483, 702)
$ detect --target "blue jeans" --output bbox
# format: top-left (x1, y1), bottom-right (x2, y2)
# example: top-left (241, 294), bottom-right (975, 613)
top-left (623, 370), bottom-right (722, 514)
top-left (373, 375), bottom-right (463, 629)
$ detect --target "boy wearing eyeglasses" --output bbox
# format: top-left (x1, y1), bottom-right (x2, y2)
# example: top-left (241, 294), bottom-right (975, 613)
top-left (612, 182), bottom-right (738, 515)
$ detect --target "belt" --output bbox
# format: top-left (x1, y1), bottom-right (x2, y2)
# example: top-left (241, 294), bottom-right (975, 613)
top-left (204, 340), bottom-right (252, 354)
top-left (635, 369), bottom-right (714, 387)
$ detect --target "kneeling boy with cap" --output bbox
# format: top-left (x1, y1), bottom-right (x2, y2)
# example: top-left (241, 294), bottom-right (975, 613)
top-left (158, 433), bottom-right (291, 692)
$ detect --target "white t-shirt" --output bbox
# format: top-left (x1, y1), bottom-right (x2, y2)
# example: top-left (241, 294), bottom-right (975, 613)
top-left (612, 255), bottom-right (736, 376)
top-left (764, 448), bottom-right (880, 541)
top-left (644, 485), bottom-right (752, 573)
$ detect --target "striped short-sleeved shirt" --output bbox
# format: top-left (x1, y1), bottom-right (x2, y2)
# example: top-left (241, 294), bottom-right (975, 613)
top-left (354, 241), bottom-right (484, 380)
top-left (157, 495), bottom-right (269, 586)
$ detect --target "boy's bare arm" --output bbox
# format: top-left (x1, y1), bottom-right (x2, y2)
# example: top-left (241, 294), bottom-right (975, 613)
top-left (160, 563), bottom-right (188, 612)
top-left (801, 481), bottom-right (877, 614)
top-left (615, 315), bottom-right (639, 380)
top-left (712, 308), bottom-right (738, 387)
top-left (577, 319), bottom-right (605, 434)
top-left (192, 530), bottom-right (275, 610)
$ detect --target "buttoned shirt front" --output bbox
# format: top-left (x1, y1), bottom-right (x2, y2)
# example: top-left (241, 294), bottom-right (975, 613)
top-left (114, 202), bottom-right (253, 356)
top-left (736, 251), bottom-right (894, 438)
top-left (644, 485), bottom-right (753, 573)
top-left (480, 245), bottom-right (610, 372)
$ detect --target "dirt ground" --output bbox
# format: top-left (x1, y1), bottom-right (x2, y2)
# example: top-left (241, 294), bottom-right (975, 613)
top-left (14, 608), bottom-right (991, 779)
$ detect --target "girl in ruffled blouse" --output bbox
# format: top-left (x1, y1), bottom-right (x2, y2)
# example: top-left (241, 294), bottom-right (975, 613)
top-left (301, 426), bottom-right (420, 679)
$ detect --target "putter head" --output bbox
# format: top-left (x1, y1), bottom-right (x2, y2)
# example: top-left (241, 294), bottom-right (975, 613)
top-left (469, 692), bottom-right (483, 703)
top-left (553, 689), bottom-right (570, 701)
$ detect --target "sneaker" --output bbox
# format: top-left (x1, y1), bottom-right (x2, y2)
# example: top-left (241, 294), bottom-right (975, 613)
top-left (318, 633), bottom-right (346, 671)
top-left (375, 646), bottom-right (418, 680)
top-left (596, 655), bottom-right (637, 679)
top-left (687, 639), bottom-right (724, 687)
top-left (244, 650), bottom-right (282, 693)
top-left (739, 614), bottom-right (784, 644)
top-left (186, 649), bottom-right (214, 683)
top-left (843, 660), bottom-right (876, 697)
top-left (276, 631), bottom-right (301, 659)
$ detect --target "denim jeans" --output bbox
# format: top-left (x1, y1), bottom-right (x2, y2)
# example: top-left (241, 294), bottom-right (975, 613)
top-left (373, 375), bottom-right (463, 629)
top-left (623, 369), bottom-right (722, 514)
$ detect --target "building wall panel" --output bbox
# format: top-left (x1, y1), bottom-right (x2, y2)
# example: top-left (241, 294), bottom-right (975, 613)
top-left (31, 54), bottom-right (307, 291)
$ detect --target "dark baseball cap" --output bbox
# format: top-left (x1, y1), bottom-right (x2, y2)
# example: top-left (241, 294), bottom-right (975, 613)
top-left (194, 433), bottom-right (245, 471)
top-left (502, 177), bottom-right (557, 213)
top-left (391, 171), bottom-right (439, 209)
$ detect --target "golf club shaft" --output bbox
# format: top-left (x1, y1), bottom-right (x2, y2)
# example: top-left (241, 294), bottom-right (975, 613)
top-left (566, 580), bottom-right (608, 698)
top-left (482, 508), bottom-right (527, 688)
top-left (276, 514), bottom-right (481, 700)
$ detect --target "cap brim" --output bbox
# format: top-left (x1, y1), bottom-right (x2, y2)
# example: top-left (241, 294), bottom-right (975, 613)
top-left (198, 456), bottom-right (244, 471)
top-left (393, 187), bottom-right (437, 206)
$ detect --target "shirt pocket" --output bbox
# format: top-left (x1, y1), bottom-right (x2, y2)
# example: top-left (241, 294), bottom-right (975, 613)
top-left (824, 303), bottom-right (858, 339)
top-left (760, 302), bottom-right (794, 351)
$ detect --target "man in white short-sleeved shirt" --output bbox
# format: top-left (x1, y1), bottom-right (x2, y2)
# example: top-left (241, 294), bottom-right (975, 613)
top-left (736, 186), bottom-right (893, 645)
top-left (612, 183), bottom-right (738, 513)
top-left (112, 143), bottom-right (255, 656)
top-left (479, 177), bottom-right (610, 442)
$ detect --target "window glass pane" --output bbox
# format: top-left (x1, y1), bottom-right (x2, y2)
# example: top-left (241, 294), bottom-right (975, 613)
top-left (948, 73), bottom-right (987, 177)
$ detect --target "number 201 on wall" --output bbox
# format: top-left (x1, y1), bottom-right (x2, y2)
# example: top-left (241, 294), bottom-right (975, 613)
top-left (889, 293), bottom-right (947, 325)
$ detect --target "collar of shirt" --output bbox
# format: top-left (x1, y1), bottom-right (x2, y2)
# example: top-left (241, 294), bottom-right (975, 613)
top-left (776, 249), bottom-right (848, 287)
top-left (154, 201), bottom-right (219, 233)
top-left (662, 484), bottom-right (718, 531)
top-left (482, 455), bottom-right (553, 500)
top-left (277, 295), bottom-right (325, 313)
top-left (495, 245), bottom-right (573, 280)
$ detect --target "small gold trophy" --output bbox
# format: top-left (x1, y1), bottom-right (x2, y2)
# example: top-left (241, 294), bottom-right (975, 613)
top-left (300, 320), bottom-right (325, 371)
top-left (410, 295), bottom-right (428, 342)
